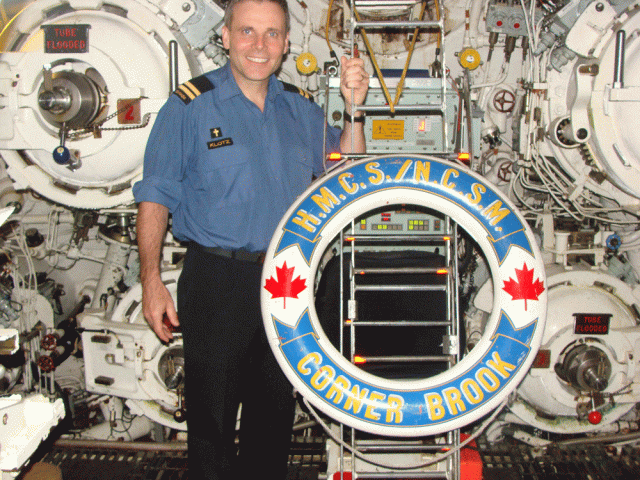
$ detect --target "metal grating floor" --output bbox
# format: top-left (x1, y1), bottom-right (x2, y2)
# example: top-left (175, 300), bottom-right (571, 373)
top-left (18, 436), bottom-right (640, 480)
top-left (479, 442), bottom-right (640, 480)
top-left (31, 449), bottom-right (189, 480)
top-left (17, 435), bottom-right (325, 480)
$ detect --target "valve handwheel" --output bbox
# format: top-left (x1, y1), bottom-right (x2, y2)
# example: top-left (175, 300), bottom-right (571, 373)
top-left (493, 89), bottom-right (516, 113)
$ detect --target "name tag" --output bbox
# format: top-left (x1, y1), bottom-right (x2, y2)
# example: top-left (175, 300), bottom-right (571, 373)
top-left (207, 138), bottom-right (233, 149)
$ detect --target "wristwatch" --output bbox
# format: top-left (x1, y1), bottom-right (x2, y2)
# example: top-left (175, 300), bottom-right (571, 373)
top-left (343, 110), bottom-right (365, 123)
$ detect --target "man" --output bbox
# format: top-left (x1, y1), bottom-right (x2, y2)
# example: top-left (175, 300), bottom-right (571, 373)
top-left (133, 0), bottom-right (368, 477)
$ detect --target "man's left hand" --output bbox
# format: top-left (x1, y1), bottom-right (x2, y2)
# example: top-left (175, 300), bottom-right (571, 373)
top-left (340, 56), bottom-right (369, 113)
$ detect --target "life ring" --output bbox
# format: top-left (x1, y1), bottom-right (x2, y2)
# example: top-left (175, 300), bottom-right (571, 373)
top-left (261, 155), bottom-right (547, 437)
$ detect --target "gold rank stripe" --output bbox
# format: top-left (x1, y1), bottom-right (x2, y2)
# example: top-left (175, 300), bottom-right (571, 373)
top-left (177, 81), bottom-right (201, 100)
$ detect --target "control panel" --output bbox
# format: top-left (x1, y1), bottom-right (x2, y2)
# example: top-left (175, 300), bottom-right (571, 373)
top-left (318, 71), bottom-right (481, 155)
top-left (350, 205), bottom-right (446, 235)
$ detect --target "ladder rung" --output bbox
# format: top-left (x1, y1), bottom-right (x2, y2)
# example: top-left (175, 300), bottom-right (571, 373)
top-left (355, 0), bottom-right (421, 7)
top-left (345, 320), bottom-right (451, 327)
top-left (356, 355), bottom-right (453, 363)
top-left (355, 284), bottom-right (447, 292)
top-left (354, 267), bottom-right (449, 275)
top-left (358, 104), bottom-right (445, 113)
top-left (345, 234), bottom-right (451, 242)
top-left (354, 472), bottom-right (448, 479)
top-left (354, 20), bottom-right (443, 30)
top-left (355, 443), bottom-right (455, 453)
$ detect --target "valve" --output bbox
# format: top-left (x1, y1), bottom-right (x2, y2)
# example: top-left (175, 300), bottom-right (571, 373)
top-left (588, 410), bottom-right (603, 425)
top-left (173, 389), bottom-right (186, 423)
top-left (37, 354), bottom-right (56, 373)
top-left (40, 64), bottom-right (104, 170)
top-left (588, 395), bottom-right (603, 425)
top-left (606, 233), bottom-right (621, 252)
top-left (52, 124), bottom-right (82, 170)
top-left (38, 66), bottom-right (104, 129)
top-left (296, 52), bottom-right (318, 76)
top-left (173, 407), bottom-right (187, 423)
top-left (53, 145), bottom-right (71, 165)
top-left (41, 333), bottom-right (60, 351)
top-left (458, 48), bottom-right (481, 70)
top-left (555, 343), bottom-right (612, 392)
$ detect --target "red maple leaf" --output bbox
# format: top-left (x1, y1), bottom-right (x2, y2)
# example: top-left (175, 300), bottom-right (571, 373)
top-left (264, 261), bottom-right (307, 308)
top-left (502, 262), bottom-right (545, 311)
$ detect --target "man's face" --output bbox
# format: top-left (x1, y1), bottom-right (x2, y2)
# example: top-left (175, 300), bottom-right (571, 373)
top-left (222, 0), bottom-right (289, 89)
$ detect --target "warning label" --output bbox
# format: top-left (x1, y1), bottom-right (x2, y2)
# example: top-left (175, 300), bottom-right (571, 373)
top-left (372, 120), bottom-right (405, 140)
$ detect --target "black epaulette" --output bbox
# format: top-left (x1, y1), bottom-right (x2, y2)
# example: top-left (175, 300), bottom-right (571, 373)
top-left (172, 75), bottom-right (214, 105)
top-left (281, 81), bottom-right (315, 103)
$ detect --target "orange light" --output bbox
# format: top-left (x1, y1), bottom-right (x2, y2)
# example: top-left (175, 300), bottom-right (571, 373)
top-left (458, 152), bottom-right (470, 161)
top-left (329, 152), bottom-right (342, 161)
top-left (354, 355), bottom-right (366, 364)
top-left (443, 236), bottom-right (451, 241)
top-left (436, 268), bottom-right (448, 275)
top-left (418, 119), bottom-right (426, 132)
top-left (345, 237), bottom-right (355, 242)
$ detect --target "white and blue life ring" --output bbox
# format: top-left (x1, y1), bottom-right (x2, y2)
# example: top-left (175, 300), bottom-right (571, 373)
top-left (261, 155), bottom-right (546, 437)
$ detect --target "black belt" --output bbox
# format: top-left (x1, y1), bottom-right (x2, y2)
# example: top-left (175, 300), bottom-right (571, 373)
top-left (195, 244), bottom-right (266, 264)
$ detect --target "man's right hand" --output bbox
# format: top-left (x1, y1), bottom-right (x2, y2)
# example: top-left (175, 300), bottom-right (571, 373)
top-left (141, 274), bottom-right (179, 343)
top-left (137, 201), bottom-right (177, 343)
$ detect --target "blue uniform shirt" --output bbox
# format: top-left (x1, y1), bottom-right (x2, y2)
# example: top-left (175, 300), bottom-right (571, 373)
top-left (133, 63), bottom-right (342, 252)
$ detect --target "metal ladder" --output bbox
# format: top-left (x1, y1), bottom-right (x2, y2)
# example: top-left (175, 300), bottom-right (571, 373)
top-left (326, 213), bottom-right (461, 480)
top-left (344, 0), bottom-right (450, 154)
top-left (320, 2), bottom-right (465, 478)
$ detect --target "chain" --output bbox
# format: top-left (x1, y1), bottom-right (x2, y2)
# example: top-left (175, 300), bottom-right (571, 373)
top-left (67, 96), bottom-right (149, 139)
top-left (100, 113), bottom-right (151, 131)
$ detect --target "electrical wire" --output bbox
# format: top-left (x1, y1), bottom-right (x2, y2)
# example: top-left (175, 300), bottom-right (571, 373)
top-left (470, 63), bottom-right (509, 90)
top-left (511, 151), bottom-right (640, 225)
top-left (324, 0), bottom-right (340, 63)
top-left (518, 0), bottom-right (536, 52)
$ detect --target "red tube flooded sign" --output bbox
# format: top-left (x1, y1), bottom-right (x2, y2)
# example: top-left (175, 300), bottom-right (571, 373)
top-left (42, 25), bottom-right (90, 53)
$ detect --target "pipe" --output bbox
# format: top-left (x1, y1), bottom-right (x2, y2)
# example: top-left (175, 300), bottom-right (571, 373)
top-left (54, 438), bottom-right (188, 451)
top-left (613, 30), bottom-right (626, 89)
top-left (553, 431), bottom-right (640, 447)
top-left (292, 419), bottom-right (317, 431)
top-left (169, 40), bottom-right (179, 95)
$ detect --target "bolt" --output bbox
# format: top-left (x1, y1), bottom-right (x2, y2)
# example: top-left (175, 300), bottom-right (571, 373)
top-left (595, 3), bottom-right (604, 12)
top-left (2, 413), bottom-right (8, 425)
top-left (182, 2), bottom-right (191, 12)
top-left (579, 64), bottom-right (599, 76)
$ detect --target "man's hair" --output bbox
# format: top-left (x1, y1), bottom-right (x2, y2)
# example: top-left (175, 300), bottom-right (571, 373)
top-left (223, 0), bottom-right (291, 33)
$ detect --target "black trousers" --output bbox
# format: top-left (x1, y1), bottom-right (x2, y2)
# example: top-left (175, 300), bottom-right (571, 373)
top-left (178, 244), bottom-right (296, 479)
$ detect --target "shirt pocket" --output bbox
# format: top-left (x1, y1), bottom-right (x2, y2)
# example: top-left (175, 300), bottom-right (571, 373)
top-left (190, 143), bottom-right (256, 208)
